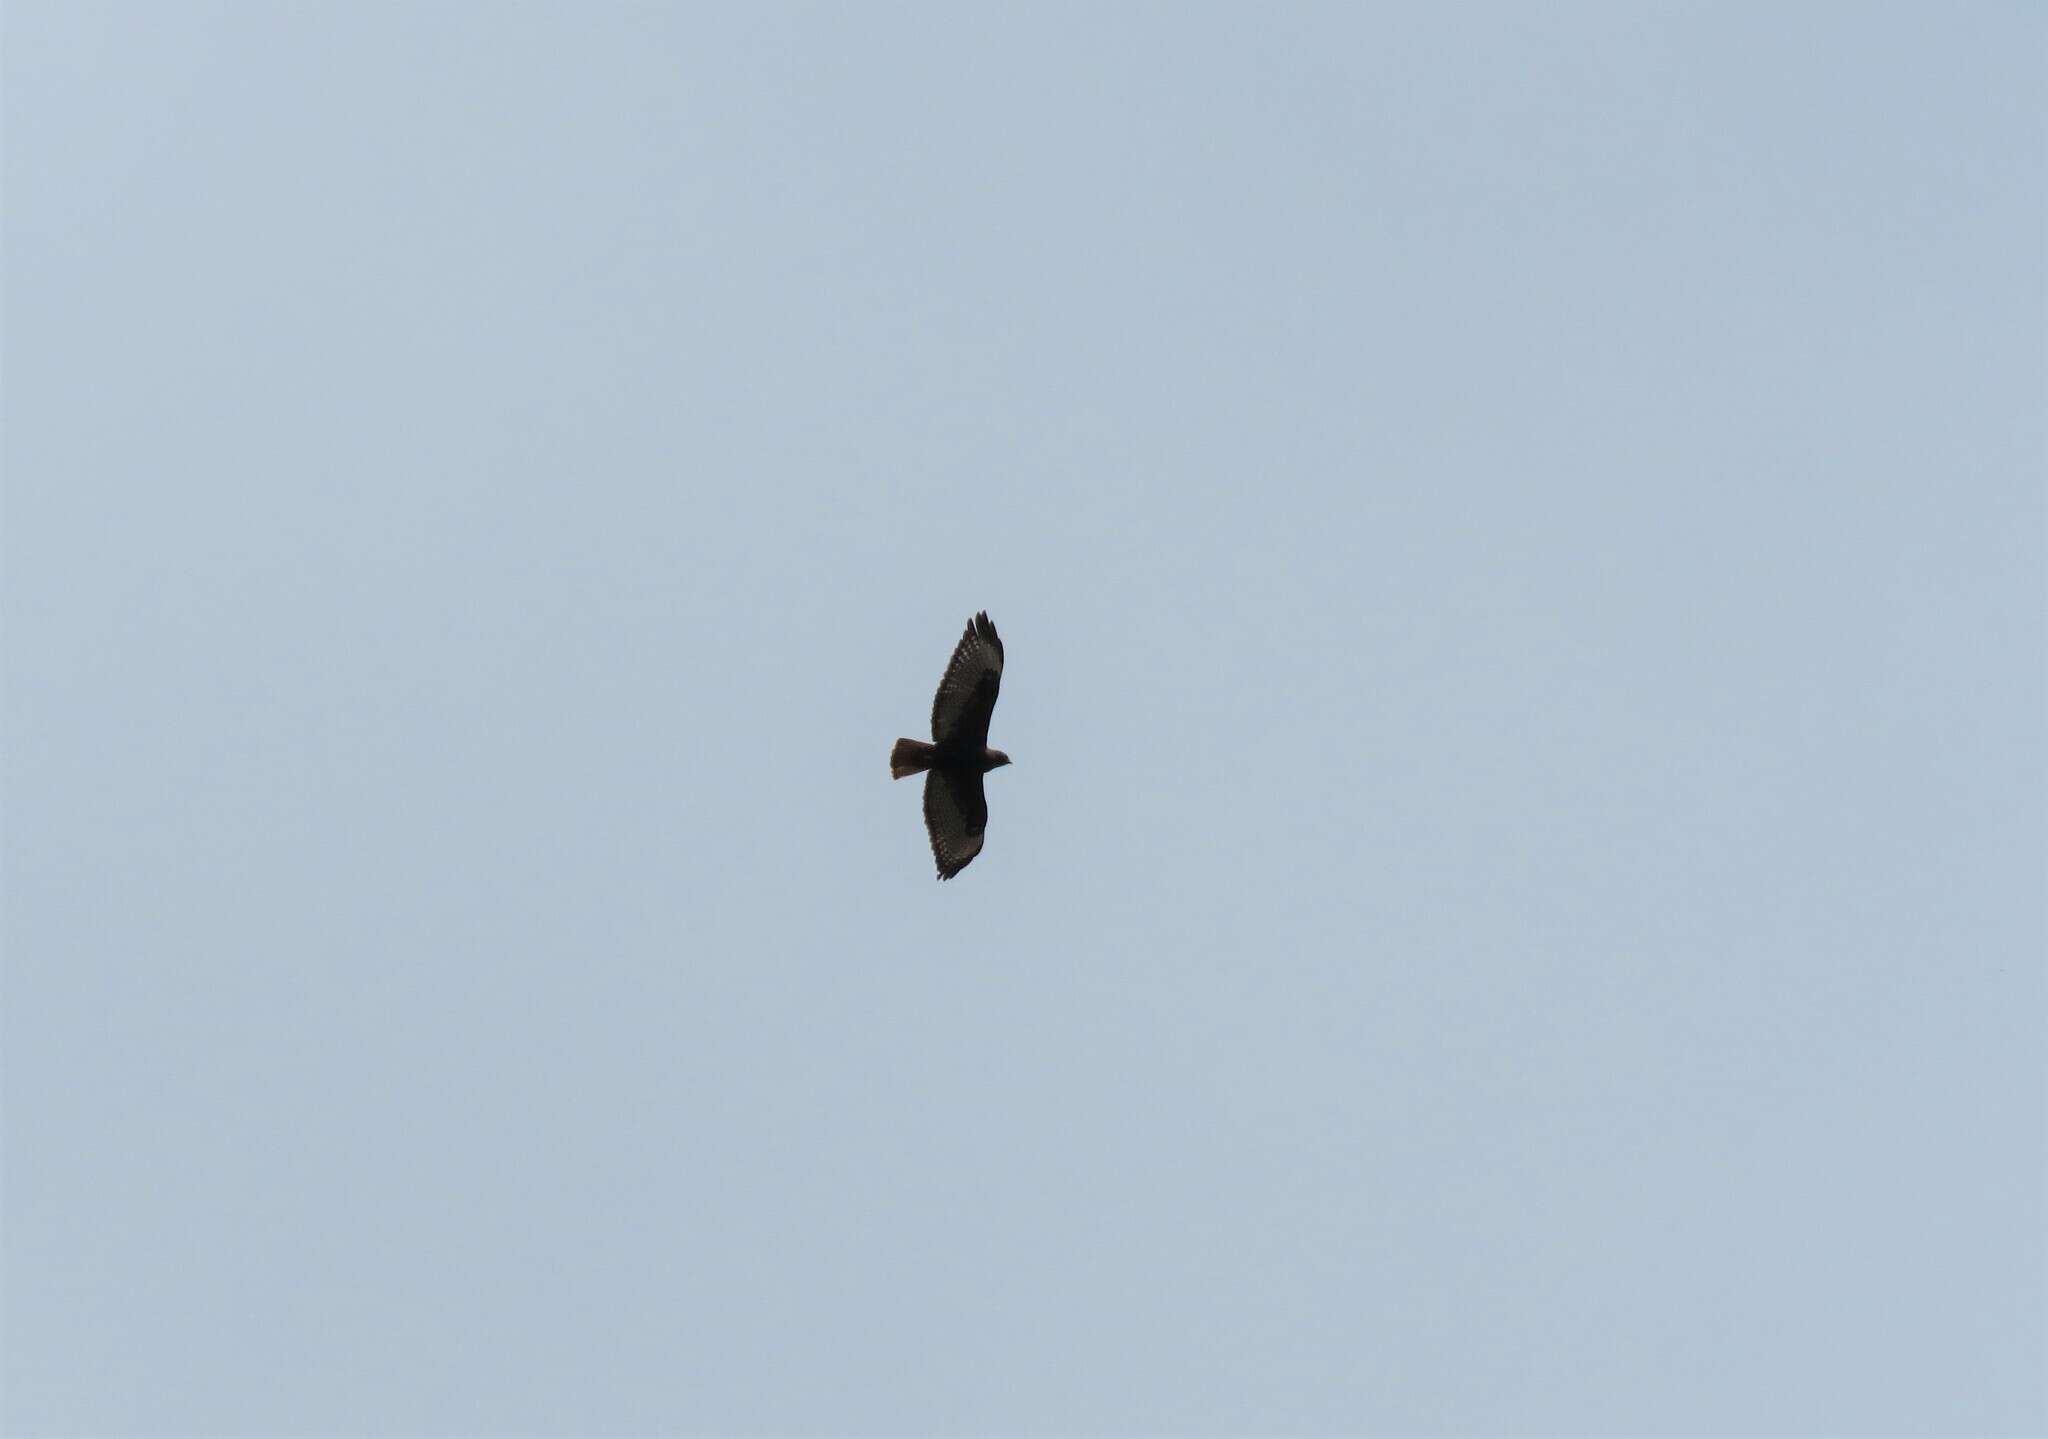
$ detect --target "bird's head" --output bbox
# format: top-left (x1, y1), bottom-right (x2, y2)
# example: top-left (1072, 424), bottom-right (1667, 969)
top-left (984, 748), bottom-right (1012, 771)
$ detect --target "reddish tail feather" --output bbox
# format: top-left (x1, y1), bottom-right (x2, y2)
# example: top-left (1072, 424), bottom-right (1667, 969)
top-left (889, 738), bottom-right (936, 779)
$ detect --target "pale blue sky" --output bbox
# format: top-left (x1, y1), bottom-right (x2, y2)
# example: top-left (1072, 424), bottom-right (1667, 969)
top-left (4, 3), bottom-right (2043, 1434)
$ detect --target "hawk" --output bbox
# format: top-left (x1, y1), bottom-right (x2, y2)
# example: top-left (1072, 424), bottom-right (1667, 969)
top-left (889, 611), bottom-right (1011, 880)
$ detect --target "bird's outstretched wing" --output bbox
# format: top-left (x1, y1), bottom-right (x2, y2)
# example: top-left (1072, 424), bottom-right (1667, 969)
top-left (922, 767), bottom-right (988, 880)
top-left (930, 611), bottom-right (1004, 749)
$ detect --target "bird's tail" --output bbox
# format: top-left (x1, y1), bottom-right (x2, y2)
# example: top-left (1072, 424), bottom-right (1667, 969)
top-left (890, 738), bottom-right (937, 779)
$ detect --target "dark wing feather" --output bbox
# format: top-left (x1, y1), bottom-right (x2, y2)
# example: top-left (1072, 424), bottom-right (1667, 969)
top-left (929, 611), bottom-right (1004, 749)
top-left (922, 767), bottom-right (988, 880)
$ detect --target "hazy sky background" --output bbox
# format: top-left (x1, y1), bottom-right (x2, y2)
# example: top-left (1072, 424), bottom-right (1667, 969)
top-left (4, 3), bottom-right (2043, 1434)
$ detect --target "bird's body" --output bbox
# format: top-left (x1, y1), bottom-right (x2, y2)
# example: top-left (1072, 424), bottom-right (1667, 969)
top-left (890, 612), bottom-right (1010, 879)
top-left (889, 737), bottom-right (1010, 777)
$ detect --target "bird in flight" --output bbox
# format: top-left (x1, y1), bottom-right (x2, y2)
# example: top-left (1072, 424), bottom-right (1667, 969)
top-left (890, 611), bottom-right (1011, 880)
